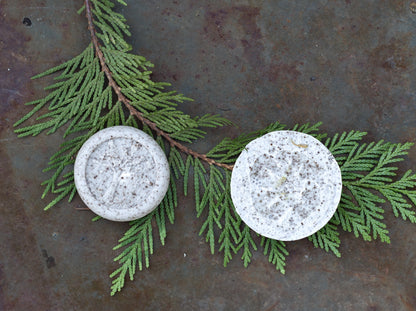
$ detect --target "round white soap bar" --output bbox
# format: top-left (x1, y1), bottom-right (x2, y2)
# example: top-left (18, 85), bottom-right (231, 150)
top-left (74, 126), bottom-right (170, 221)
top-left (230, 130), bottom-right (342, 241)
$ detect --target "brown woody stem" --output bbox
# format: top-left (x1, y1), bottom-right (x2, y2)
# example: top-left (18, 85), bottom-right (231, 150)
top-left (84, 0), bottom-right (233, 171)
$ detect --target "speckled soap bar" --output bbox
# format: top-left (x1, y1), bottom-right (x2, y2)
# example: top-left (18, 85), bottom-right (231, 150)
top-left (230, 130), bottom-right (342, 241)
top-left (74, 126), bottom-right (170, 222)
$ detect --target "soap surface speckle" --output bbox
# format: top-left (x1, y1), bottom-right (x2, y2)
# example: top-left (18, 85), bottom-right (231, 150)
top-left (230, 130), bottom-right (342, 241)
top-left (74, 126), bottom-right (170, 221)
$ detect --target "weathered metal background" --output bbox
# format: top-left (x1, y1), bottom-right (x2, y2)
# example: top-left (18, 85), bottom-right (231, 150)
top-left (1, 0), bottom-right (416, 310)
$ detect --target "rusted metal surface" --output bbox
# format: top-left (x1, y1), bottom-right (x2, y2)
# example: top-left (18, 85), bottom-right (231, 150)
top-left (1, 0), bottom-right (416, 310)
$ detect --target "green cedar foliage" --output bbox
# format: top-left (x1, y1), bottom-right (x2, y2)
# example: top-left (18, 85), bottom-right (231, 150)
top-left (308, 132), bottom-right (416, 255)
top-left (13, 0), bottom-right (416, 296)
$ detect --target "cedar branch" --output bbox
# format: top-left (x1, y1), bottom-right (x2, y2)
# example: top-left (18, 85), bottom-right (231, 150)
top-left (84, 0), bottom-right (233, 171)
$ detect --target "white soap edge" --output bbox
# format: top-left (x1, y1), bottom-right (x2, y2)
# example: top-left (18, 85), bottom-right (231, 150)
top-left (74, 126), bottom-right (170, 221)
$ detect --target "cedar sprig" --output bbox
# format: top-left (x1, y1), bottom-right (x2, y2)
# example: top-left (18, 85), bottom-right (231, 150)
top-left (308, 132), bottom-right (416, 255)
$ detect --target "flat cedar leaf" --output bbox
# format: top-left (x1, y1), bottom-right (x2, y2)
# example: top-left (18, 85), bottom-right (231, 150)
top-left (183, 155), bottom-right (193, 196)
top-left (197, 165), bottom-right (225, 254)
top-left (237, 225), bottom-right (258, 267)
top-left (260, 237), bottom-right (288, 274)
top-left (217, 171), bottom-right (241, 267)
top-left (308, 220), bottom-right (341, 257)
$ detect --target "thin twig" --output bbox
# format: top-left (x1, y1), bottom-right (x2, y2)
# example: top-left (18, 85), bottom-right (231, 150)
top-left (74, 206), bottom-right (90, 211)
top-left (84, 0), bottom-right (233, 171)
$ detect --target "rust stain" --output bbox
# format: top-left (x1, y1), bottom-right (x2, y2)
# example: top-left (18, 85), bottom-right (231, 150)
top-left (357, 34), bottom-right (414, 124)
top-left (263, 300), bottom-right (280, 311)
top-left (202, 4), bottom-right (306, 112)
top-left (0, 263), bottom-right (4, 310)
top-left (203, 5), bottom-right (263, 64)
top-left (153, 62), bottom-right (182, 83)
top-left (0, 14), bottom-right (34, 131)
top-left (203, 8), bottom-right (235, 48)
top-left (389, 0), bottom-right (409, 12)
top-left (0, 11), bottom-right (53, 310)
top-left (367, 35), bottom-right (413, 80)
top-left (0, 145), bottom-right (52, 309)
top-left (237, 6), bottom-right (263, 69)
top-left (267, 62), bottom-right (302, 82)
top-left (399, 294), bottom-right (416, 311)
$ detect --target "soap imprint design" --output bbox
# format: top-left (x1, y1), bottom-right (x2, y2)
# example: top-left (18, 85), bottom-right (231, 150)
top-left (85, 137), bottom-right (156, 208)
top-left (249, 150), bottom-right (322, 230)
